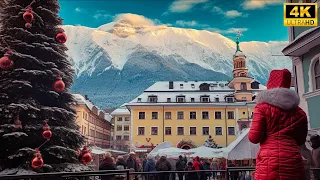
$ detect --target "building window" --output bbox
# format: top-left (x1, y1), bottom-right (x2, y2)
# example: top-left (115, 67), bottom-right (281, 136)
top-left (241, 83), bottom-right (247, 90)
top-left (139, 112), bottom-right (145, 120)
top-left (215, 127), bottom-right (222, 136)
top-left (151, 127), bottom-right (158, 135)
top-left (148, 96), bottom-right (158, 103)
top-left (215, 111), bottom-right (222, 119)
top-left (124, 125), bottom-right (129, 131)
top-left (190, 112), bottom-right (197, 119)
top-left (137, 98), bottom-right (141, 102)
top-left (243, 111), bottom-right (246, 115)
top-left (177, 111), bottom-right (184, 120)
top-left (202, 127), bottom-right (210, 135)
top-left (123, 135), bottom-right (129, 141)
top-left (177, 96), bottom-right (185, 103)
top-left (201, 96), bottom-right (210, 102)
top-left (167, 98), bottom-right (171, 102)
top-left (116, 136), bottom-right (122, 140)
top-left (177, 127), bottom-right (184, 135)
top-left (202, 111), bottom-right (209, 119)
top-left (152, 112), bottom-right (158, 119)
top-left (117, 125), bottom-right (122, 131)
top-left (315, 60), bottom-right (320, 90)
top-left (117, 117), bottom-right (122, 121)
top-left (165, 112), bottom-right (172, 119)
top-left (165, 127), bottom-right (172, 135)
top-left (228, 127), bottom-right (235, 135)
top-left (190, 127), bottom-right (197, 135)
top-left (226, 97), bottom-right (234, 103)
top-left (125, 117), bottom-right (130, 121)
top-left (227, 111), bottom-right (235, 119)
top-left (215, 98), bottom-right (219, 102)
top-left (138, 127), bottom-right (145, 135)
top-left (180, 84), bottom-right (183, 88)
top-left (242, 97), bottom-right (247, 101)
top-left (191, 84), bottom-right (195, 88)
top-left (191, 98), bottom-right (195, 102)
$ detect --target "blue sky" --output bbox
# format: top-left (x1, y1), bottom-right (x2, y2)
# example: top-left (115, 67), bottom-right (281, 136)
top-left (59, 0), bottom-right (287, 42)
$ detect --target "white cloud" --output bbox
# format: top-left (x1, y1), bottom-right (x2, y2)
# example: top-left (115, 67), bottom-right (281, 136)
top-left (176, 20), bottom-right (198, 27)
top-left (167, 0), bottom-right (209, 13)
top-left (94, 10), bottom-right (113, 19)
top-left (208, 27), bottom-right (248, 34)
top-left (74, 7), bottom-right (86, 13)
top-left (242, 0), bottom-right (284, 10)
top-left (114, 13), bottom-right (155, 26)
top-left (225, 10), bottom-right (242, 18)
top-left (175, 20), bottom-right (209, 27)
top-left (212, 6), bottom-right (247, 18)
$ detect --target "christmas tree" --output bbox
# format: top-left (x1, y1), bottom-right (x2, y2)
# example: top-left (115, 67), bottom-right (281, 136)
top-left (0, 0), bottom-right (91, 174)
top-left (204, 135), bottom-right (218, 148)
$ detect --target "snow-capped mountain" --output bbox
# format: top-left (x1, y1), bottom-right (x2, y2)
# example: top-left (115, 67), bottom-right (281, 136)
top-left (64, 16), bottom-right (291, 108)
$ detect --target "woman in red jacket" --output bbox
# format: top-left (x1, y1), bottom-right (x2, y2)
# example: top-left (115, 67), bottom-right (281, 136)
top-left (248, 69), bottom-right (308, 180)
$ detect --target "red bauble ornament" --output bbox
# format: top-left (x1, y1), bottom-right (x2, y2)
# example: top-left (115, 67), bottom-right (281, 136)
top-left (42, 122), bottom-right (52, 140)
top-left (53, 75), bottom-right (65, 93)
top-left (42, 129), bottom-right (52, 140)
top-left (23, 8), bottom-right (34, 23)
top-left (14, 119), bottom-right (22, 129)
top-left (31, 149), bottom-right (44, 169)
top-left (56, 32), bottom-right (67, 44)
top-left (81, 152), bottom-right (92, 165)
top-left (25, 23), bottom-right (32, 28)
top-left (0, 56), bottom-right (14, 70)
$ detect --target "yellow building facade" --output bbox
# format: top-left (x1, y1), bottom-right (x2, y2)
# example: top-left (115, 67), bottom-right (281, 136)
top-left (111, 107), bottom-right (131, 151)
top-left (73, 94), bottom-right (113, 149)
top-left (126, 37), bottom-right (264, 152)
top-left (127, 104), bottom-right (255, 149)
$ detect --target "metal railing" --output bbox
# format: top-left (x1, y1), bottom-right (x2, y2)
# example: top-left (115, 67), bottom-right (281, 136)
top-left (0, 167), bottom-right (319, 180)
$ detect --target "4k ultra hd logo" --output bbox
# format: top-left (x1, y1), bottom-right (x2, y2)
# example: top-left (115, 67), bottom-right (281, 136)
top-left (284, 3), bottom-right (318, 26)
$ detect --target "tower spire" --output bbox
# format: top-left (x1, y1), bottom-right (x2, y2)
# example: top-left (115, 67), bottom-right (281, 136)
top-left (236, 30), bottom-right (242, 52)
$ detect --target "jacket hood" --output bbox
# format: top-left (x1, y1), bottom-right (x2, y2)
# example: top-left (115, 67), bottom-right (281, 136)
top-left (257, 88), bottom-right (300, 110)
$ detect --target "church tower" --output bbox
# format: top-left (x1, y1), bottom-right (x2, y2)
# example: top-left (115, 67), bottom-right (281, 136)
top-left (228, 32), bottom-right (254, 101)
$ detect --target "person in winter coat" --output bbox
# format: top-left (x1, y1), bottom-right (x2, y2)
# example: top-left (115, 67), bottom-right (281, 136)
top-left (142, 156), bottom-right (148, 171)
top-left (99, 155), bottom-right (117, 180)
top-left (310, 134), bottom-right (320, 179)
top-left (203, 159), bottom-right (211, 180)
top-left (144, 156), bottom-right (157, 180)
top-left (176, 155), bottom-right (186, 180)
top-left (193, 156), bottom-right (201, 170)
top-left (185, 162), bottom-right (198, 180)
top-left (126, 152), bottom-right (139, 180)
top-left (248, 69), bottom-right (308, 180)
top-left (155, 156), bottom-right (172, 180)
top-left (300, 144), bottom-right (313, 180)
top-left (211, 159), bottom-right (219, 180)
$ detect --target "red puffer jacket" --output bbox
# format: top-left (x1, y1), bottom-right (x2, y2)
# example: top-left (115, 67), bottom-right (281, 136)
top-left (249, 88), bottom-right (308, 180)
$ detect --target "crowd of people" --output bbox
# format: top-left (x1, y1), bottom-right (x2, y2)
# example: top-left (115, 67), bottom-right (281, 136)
top-left (98, 151), bottom-right (255, 180)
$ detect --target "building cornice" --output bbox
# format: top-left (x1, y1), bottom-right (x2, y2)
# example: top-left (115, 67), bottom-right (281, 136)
top-left (282, 27), bottom-right (320, 56)
top-left (303, 89), bottom-right (320, 99)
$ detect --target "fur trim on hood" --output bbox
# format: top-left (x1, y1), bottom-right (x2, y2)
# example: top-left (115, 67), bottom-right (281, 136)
top-left (256, 88), bottom-right (300, 110)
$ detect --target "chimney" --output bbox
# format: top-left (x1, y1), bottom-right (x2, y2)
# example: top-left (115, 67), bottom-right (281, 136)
top-left (84, 95), bottom-right (88, 100)
top-left (169, 81), bottom-right (174, 89)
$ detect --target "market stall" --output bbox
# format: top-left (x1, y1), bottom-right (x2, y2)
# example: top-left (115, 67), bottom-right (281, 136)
top-left (223, 128), bottom-right (259, 160)
top-left (188, 146), bottom-right (224, 158)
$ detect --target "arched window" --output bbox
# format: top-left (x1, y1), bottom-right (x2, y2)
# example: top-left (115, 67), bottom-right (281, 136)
top-left (315, 60), bottom-right (320, 90)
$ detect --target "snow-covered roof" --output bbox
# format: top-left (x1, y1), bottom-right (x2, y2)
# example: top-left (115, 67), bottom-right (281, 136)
top-left (73, 94), bottom-right (112, 122)
top-left (145, 81), bottom-right (232, 91)
top-left (111, 107), bottom-right (130, 115)
top-left (127, 81), bottom-right (264, 105)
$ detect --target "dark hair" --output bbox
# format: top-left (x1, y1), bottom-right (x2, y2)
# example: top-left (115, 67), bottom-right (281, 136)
top-left (188, 162), bottom-right (193, 166)
top-left (179, 155), bottom-right (182, 159)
